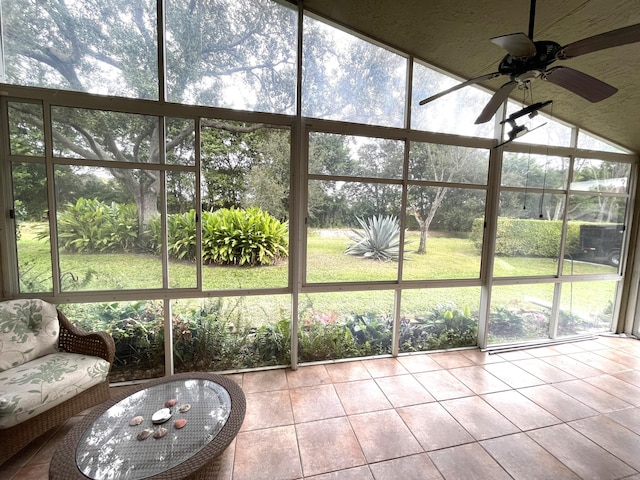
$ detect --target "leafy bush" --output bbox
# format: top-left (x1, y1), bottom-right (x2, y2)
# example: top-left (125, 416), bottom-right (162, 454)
top-left (470, 217), bottom-right (581, 257)
top-left (400, 302), bottom-right (477, 351)
top-left (52, 198), bottom-right (138, 253)
top-left (345, 214), bottom-right (409, 262)
top-left (151, 207), bottom-right (288, 266)
top-left (203, 207), bottom-right (288, 266)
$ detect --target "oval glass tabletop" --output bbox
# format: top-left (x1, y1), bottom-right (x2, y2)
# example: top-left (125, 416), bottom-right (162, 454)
top-left (76, 378), bottom-right (231, 480)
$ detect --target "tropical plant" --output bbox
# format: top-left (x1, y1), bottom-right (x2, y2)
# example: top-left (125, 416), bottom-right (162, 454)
top-left (51, 198), bottom-right (139, 253)
top-left (202, 207), bottom-right (288, 266)
top-left (345, 214), bottom-right (410, 262)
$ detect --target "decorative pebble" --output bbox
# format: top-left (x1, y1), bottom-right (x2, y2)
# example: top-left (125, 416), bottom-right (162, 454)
top-left (178, 403), bottom-right (191, 413)
top-left (165, 398), bottom-right (177, 407)
top-left (137, 428), bottom-right (153, 441)
top-left (174, 418), bottom-right (187, 429)
top-left (129, 415), bottom-right (144, 426)
top-left (153, 427), bottom-right (168, 439)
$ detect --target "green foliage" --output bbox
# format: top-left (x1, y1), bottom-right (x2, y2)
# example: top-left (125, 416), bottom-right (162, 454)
top-left (470, 217), bottom-right (582, 257)
top-left (345, 214), bottom-right (409, 262)
top-left (52, 198), bottom-right (139, 253)
top-left (203, 207), bottom-right (288, 266)
top-left (400, 302), bottom-right (477, 351)
top-left (152, 207), bottom-right (289, 266)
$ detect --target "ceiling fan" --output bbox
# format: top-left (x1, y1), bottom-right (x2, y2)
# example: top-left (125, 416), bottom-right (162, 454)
top-left (419, 0), bottom-right (640, 124)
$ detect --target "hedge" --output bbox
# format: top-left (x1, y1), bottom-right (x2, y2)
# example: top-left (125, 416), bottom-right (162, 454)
top-left (470, 217), bottom-right (582, 257)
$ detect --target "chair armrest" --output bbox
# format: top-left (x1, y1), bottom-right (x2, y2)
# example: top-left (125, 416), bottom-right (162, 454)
top-left (57, 309), bottom-right (115, 364)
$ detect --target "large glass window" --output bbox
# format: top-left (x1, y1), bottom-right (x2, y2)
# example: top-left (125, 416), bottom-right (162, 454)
top-left (173, 295), bottom-right (291, 372)
top-left (404, 143), bottom-right (488, 280)
top-left (166, 0), bottom-right (297, 113)
top-left (411, 62), bottom-right (494, 138)
top-left (200, 121), bottom-right (290, 290)
top-left (2, 0), bottom-right (158, 99)
top-left (307, 133), bottom-right (404, 284)
top-left (302, 16), bottom-right (407, 127)
top-left (298, 291), bottom-right (395, 362)
top-left (399, 287), bottom-right (481, 352)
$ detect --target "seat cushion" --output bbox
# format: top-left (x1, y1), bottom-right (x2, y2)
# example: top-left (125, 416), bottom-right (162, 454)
top-left (0, 352), bottom-right (110, 429)
top-left (0, 299), bottom-right (59, 371)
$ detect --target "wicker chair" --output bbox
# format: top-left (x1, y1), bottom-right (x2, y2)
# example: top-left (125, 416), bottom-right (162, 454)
top-left (0, 309), bottom-right (115, 466)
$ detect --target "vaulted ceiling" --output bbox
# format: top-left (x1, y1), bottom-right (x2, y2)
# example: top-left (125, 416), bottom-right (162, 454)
top-left (304, 0), bottom-right (640, 154)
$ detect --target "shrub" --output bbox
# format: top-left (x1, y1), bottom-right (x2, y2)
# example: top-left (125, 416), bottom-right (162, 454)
top-left (203, 207), bottom-right (288, 266)
top-left (345, 214), bottom-right (410, 262)
top-left (151, 207), bottom-right (288, 266)
top-left (470, 217), bottom-right (582, 257)
top-left (52, 198), bottom-right (138, 253)
top-left (400, 302), bottom-right (477, 351)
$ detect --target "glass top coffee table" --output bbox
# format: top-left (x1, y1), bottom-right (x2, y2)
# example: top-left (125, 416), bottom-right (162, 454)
top-left (50, 372), bottom-right (246, 480)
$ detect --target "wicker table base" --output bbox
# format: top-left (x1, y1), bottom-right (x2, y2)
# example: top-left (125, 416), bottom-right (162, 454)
top-left (49, 372), bottom-right (246, 480)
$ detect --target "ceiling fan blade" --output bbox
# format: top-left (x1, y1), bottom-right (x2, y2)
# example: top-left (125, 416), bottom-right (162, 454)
top-left (544, 66), bottom-right (617, 102)
top-left (491, 33), bottom-right (536, 57)
top-left (558, 23), bottom-right (640, 59)
top-left (419, 72), bottom-right (502, 105)
top-left (474, 80), bottom-right (518, 124)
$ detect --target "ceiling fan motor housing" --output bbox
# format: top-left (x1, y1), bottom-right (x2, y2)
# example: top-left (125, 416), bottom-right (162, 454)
top-left (498, 40), bottom-right (562, 76)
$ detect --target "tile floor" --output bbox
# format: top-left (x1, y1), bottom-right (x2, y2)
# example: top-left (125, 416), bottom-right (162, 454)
top-left (3, 335), bottom-right (640, 479)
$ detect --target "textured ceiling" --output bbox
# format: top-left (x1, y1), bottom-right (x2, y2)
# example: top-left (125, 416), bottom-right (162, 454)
top-left (303, 0), bottom-right (640, 154)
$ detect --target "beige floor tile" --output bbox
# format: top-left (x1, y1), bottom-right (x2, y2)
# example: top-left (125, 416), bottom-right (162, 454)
top-left (547, 342), bottom-right (587, 354)
top-left (554, 379), bottom-right (633, 413)
top-left (481, 433), bottom-right (581, 480)
top-left (594, 348), bottom-right (640, 369)
top-left (607, 407), bottom-right (640, 435)
top-left (518, 384), bottom-right (598, 422)
top-left (584, 374), bottom-right (640, 407)
top-left (305, 466), bottom-right (373, 480)
top-left (361, 357), bottom-right (408, 378)
top-left (483, 361), bottom-right (545, 388)
top-left (568, 351), bottom-right (629, 374)
top-left (240, 389), bottom-right (294, 431)
top-left (460, 349), bottom-right (505, 364)
top-left (349, 409), bottom-right (422, 463)
top-left (522, 345), bottom-right (565, 358)
top-left (570, 415), bottom-right (640, 471)
top-left (397, 353), bottom-right (444, 373)
top-left (290, 384), bottom-right (345, 423)
top-left (233, 425), bottom-right (302, 480)
top-left (527, 424), bottom-right (636, 480)
top-left (495, 350), bottom-right (535, 361)
top-left (441, 396), bottom-right (519, 440)
top-left (541, 354), bottom-right (605, 378)
top-left (481, 390), bottom-right (561, 431)
top-left (286, 364), bottom-right (331, 389)
top-left (296, 416), bottom-right (366, 477)
top-left (397, 402), bottom-right (474, 451)
top-left (428, 443), bottom-right (512, 480)
top-left (369, 453), bottom-right (443, 480)
top-left (325, 361), bottom-right (371, 383)
top-left (512, 358), bottom-right (576, 383)
top-left (614, 369), bottom-right (640, 388)
top-left (375, 374), bottom-right (435, 408)
top-left (430, 351), bottom-right (475, 369)
top-left (241, 368), bottom-right (288, 393)
top-left (413, 369), bottom-right (474, 400)
top-left (449, 365), bottom-right (511, 394)
top-left (333, 379), bottom-right (392, 415)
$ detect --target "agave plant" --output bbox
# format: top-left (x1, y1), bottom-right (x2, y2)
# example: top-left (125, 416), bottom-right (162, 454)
top-left (345, 214), bottom-right (410, 262)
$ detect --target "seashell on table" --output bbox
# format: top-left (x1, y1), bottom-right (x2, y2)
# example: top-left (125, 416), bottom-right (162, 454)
top-left (178, 403), bottom-right (191, 413)
top-left (129, 415), bottom-right (144, 426)
top-left (153, 427), bottom-right (168, 439)
top-left (137, 428), bottom-right (154, 441)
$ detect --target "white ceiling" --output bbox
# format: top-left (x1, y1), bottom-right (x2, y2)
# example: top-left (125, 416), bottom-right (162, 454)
top-left (304, 0), bottom-right (640, 154)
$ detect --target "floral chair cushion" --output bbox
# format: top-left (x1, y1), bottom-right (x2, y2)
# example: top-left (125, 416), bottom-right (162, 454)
top-left (0, 352), bottom-right (110, 429)
top-left (0, 299), bottom-right (59, 372)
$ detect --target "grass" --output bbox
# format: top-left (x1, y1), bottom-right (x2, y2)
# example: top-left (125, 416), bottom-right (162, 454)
top-left (15, 223), bottom-right (617, 325)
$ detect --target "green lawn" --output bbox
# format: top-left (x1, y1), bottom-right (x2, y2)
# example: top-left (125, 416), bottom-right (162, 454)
top-left (16, 223), bottom-right (617, 323)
